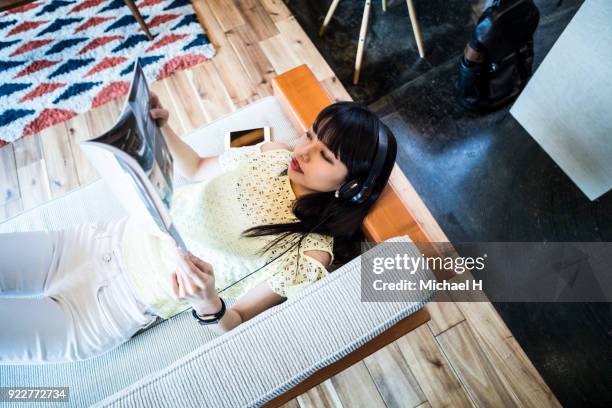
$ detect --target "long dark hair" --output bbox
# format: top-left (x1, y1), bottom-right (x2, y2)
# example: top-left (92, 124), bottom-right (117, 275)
top-left (243, 101), bottom-right (397, 266)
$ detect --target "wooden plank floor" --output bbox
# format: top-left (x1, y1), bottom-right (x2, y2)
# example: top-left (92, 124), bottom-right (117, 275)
top-left (0, 1), bottom-right (561, 407)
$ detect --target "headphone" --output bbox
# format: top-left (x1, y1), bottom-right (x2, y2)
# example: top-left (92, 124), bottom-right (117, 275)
top-left (334, 124), bottom-right (389, 205)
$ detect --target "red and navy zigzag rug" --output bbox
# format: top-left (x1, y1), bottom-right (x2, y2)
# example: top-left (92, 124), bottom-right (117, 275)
top-left (0, 0), bottom-right (216, 145)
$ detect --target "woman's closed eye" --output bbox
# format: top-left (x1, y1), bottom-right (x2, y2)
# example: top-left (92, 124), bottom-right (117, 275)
top-left (306, 129), bottom-right (334, 164)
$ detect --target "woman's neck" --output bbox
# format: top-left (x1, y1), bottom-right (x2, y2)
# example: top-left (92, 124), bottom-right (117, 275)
top-left (289, 179), bottom-right (316, 199)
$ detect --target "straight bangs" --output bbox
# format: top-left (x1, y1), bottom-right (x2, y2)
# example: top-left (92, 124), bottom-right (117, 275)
top-left (313, 103), bottom-right (380, 178)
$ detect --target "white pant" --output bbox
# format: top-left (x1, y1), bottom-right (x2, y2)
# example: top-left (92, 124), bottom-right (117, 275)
top-left (0, 218), bottom-right (157, 364)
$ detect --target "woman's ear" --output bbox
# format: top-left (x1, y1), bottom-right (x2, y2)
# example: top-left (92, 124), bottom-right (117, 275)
top-left (335, 177), bottom-right (349, 196)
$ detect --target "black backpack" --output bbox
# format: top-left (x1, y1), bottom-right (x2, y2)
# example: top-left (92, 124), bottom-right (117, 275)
top-left (456, 0), bottom-right (540, 111)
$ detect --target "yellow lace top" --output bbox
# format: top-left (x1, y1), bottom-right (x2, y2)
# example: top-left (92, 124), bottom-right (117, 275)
top-left (121, 145), bottom-right (334, 319)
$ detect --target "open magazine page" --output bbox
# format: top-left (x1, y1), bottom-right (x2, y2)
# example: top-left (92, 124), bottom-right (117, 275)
top-left (85, 60), bottom-right (174, 210)
top-left (87, 107), bottom-right (155, 172)
top-left (80, 59), bottom-right (185, 249)
top-left (117, 152), bottom-right (187, 251)
top-left (81, 136), bottom-right (187, 250)
top-left (126, 59), bottom-right (175, 209)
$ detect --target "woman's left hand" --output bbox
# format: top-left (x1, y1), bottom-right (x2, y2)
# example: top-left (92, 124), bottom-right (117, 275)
top-left (171, 248), bottom-right (222, 315)
top-left (150, 92), bottom-right (169, 129)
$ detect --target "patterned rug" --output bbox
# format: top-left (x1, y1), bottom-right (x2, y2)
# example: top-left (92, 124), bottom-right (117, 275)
top-left (0, 0), bottom-right (216, 145)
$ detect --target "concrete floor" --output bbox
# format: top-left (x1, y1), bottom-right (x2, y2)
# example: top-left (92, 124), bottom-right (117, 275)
top-left (287, 0), bottom-right (611, 406)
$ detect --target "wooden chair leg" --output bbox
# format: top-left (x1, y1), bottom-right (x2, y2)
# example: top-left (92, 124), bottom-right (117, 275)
top-left (353, 0), bottom-right (371, 84)
top-left (124, 0), bottom-right (154, 40)
top-left (406, 0), bottom-right (425, 58)
top-left (319, 0), bottom-right (341, 36)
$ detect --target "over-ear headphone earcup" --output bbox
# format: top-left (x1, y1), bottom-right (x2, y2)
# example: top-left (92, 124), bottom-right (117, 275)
top-left (338, 179), bottom-right (362, 201)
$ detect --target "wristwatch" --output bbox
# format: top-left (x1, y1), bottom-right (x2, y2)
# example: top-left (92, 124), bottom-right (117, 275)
top-left (191, 298), bottom-right (226, 325)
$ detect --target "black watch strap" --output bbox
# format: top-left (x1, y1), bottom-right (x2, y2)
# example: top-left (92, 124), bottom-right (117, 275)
top-left (192, 298), bottom-right (226, 325)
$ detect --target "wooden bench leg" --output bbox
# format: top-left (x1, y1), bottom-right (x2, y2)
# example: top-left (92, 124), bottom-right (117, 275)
top-left (406, 0), bottom-right (425, 58)
top-left (353, 0), bottom-right (371, 84)
top-left (319, 0), bottom-right (341, 36)
top-left (124, 0), bottom-right (153, 40)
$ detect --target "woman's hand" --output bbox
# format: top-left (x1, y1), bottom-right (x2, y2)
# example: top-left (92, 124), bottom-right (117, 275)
top-left (171, 247), bottom-right (222, 316)
top-left (149, 92), bottom-right (169, 129)
top-left (148, 92), bottom-right (224, 181)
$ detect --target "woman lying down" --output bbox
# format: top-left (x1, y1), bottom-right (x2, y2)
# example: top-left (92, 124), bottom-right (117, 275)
top-left (0, 94), bottom-right (397, 364)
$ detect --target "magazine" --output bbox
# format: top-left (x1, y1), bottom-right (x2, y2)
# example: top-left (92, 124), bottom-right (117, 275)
top-left (80, 58), bottom-right (187, 250)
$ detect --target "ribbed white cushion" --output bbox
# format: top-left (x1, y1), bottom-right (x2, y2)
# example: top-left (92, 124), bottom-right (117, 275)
top-left (96, 238), bottom-right (433, 408)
